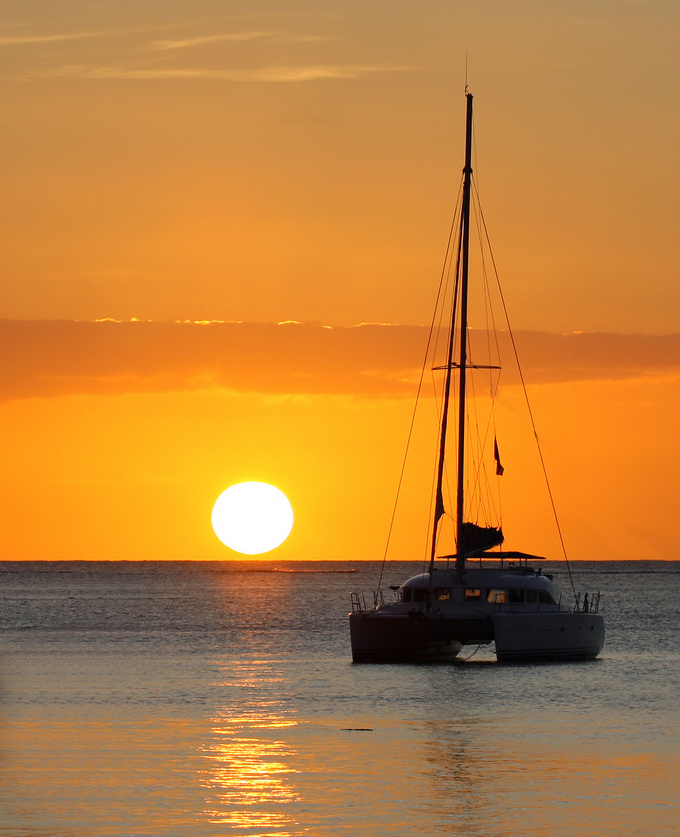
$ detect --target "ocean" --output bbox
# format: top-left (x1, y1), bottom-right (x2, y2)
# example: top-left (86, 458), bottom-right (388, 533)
top-left (0, 560), bottom-right (678, 837)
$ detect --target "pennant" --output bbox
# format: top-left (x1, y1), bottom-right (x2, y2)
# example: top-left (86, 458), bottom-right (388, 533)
top-left (494, 437), bottom-right (504, 476)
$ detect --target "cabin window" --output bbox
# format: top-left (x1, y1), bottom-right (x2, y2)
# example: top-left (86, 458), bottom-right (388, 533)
top-left (487, 589), bottom-right (507, 604)
top-left (465, 588), bottom-right (482, 601)
top-left (435, 587), bottom-right (450, 601)
top-left (508, 589), bottom-right (524, 603)
top-left (412, 588), bottom-right (428, 603)
top-left (539, 590), bottom-right (555, 604)
top-left (526, 589), bottom-right (538, 603)
top-left (402, 589), bottom-right (412, 603)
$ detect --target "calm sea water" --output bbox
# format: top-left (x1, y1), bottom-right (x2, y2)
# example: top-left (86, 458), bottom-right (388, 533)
top-left (0, 560), bottom-right (678, 837)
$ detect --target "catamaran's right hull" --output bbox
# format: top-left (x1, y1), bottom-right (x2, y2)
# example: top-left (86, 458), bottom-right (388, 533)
top-left (493, 611), bottom-right (605, 662)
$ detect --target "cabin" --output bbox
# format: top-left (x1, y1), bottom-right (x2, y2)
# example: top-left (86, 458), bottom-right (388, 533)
top-left (398, 568), bottom-right (564, 610)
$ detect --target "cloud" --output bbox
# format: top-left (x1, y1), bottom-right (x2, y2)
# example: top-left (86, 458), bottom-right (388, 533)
top-left (37, 66), bottom-right (216, 80)
top-left (152, 32), bottom-right (333, 50)
top-left (0, 32), bottom-right (100, 46)
top-left (234, 64), bottom-right (404, 82)
top-left (2, 321), bottom-right (680, 403)
top-left (32, 63), bottom-right (406, 82)
top-left (151, 32), bottom-right (276, 50)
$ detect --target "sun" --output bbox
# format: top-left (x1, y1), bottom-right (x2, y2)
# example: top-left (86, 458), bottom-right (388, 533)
top-left (211, 482), bottom-right (294, 555)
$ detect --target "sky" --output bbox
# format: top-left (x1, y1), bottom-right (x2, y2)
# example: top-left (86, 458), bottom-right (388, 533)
top-left (1, 1), bottom-right (679, 561)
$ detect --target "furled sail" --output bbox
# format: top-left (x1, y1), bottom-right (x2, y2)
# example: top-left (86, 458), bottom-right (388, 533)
top-left (459, 522), bottom-right (504, 555)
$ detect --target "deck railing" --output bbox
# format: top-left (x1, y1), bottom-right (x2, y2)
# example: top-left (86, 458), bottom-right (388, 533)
top-left (574, 591), bottom-right (601, 613)
top-left (350, 590), bottom-right (389, 613)
top-left (350, 591), bottom-right (366, 612)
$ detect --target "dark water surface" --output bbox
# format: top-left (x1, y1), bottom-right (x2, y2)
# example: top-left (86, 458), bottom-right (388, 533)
top-left (1, 560), bottom-right (678, 836)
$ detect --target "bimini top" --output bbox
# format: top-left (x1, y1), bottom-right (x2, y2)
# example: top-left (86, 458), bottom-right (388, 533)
top-left (439, 550), bottom-right (546, 562)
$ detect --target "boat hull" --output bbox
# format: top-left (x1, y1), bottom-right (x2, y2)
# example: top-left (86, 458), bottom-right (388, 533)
top-left (493, 611), bottom-right (605, 662)
top-left (349, 610), bottom-right (493, 662)
top-left (350, 607), bottom-right (605, 663)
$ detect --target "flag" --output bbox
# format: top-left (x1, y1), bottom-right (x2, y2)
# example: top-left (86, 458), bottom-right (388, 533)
top-left (494, 437), bottom-right (504, 476)
top-left (434, 487), bottom-right (445, 522)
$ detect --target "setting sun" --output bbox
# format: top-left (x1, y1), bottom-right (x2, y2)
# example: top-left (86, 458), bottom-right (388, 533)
top-left (211, 482), bottom-right (294, 555)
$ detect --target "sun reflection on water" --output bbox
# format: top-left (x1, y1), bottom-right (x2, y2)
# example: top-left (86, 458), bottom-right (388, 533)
top-left (200, 661), bottom-right (301, 835)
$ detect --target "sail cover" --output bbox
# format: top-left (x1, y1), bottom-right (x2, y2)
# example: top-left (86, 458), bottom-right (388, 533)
top-left (459, 522), bottom-right (504, 555)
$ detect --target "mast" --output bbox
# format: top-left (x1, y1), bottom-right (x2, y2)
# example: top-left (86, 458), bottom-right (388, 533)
top-left (456, 92), bottom-right (474, 580)
top-left (429, 92), bottom-right (473, 583)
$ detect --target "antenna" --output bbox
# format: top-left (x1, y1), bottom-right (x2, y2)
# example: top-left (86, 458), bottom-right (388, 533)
top-left (464, 51), bottom-right (469, 94)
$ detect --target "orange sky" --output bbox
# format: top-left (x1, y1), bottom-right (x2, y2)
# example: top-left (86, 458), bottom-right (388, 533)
top-left (1, 321), bottom-right (679, 561)
top-left (1, 2), bottom-right (679, 560)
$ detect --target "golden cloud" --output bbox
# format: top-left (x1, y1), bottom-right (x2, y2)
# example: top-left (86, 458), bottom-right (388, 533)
top-left (2, 320), bottom-right (680, 402)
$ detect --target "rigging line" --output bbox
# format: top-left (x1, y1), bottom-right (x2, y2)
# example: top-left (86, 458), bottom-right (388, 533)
top-left (465, 317), bottom-right (493, 519)
top-left (489, 376), bottom-right (504, 530)
top-left (425, 438), bottom-right (441, 568)
top-left (465, 356), bottom-right (483, 516)
top-left (467, 398), bottom-right (497, 528)
top-left (471, 176), bottom-right (502, 361)
top-left (429, 191), bottom-right (465, 571)
top-left (477, 205), bottom-right (578, 602)
top-left (467, 332), bottom-right (503, 524)
top-left (466, 375), bottom-right (500, 526)
top-left (431, 181), bottom-right (464, 395)
top-left (471, 178), bottom-right (505, 528)
top-left (377, 185), bottom-right (463, 592)
top-left (462, 185), bottom-right (502, 528)
top-left (476, 189), bottom-right (504, 529)
top-left (437, 200), bottom-right (466, 565)
top-left (432, 179), bottom-right (463, 356)
top-left (429, 185), bottom-right (464, 568)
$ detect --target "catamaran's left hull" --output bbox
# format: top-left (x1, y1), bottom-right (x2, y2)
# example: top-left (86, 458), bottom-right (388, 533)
top-left (349, 610), bottom-right (487, 662)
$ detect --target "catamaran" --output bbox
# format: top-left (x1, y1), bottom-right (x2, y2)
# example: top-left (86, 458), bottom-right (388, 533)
top-left (349, 92), bottom-right (605, 663)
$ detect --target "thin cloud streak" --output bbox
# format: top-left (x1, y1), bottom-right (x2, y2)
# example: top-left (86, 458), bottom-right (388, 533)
top-left (32, 64), bottom-right (407, 82)
top-left (152, 31), bottom-right (276, 50)
top-left (0, 32), bottom-right (101, 46)
top-left (153, 32), bottom-right (334, 50)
